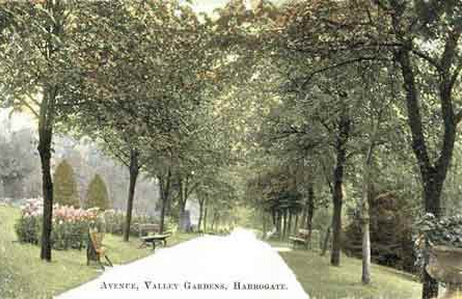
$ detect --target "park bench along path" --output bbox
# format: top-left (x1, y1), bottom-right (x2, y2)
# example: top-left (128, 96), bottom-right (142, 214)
top-left (56, 228), bottom-right (309, 299)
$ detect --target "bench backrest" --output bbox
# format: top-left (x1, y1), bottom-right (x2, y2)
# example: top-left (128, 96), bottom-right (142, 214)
top-left (90, 231), bottom-right (104, 250)
top-left (139, 223), bottom-right (160, 238)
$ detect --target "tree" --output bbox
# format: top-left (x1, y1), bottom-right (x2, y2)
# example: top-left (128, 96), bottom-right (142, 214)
top-left (0, 1), bottom-right (103, 261)
top-left (71, 0), bottom-right (218, 240)
top-left (85, 174), bottom-right (110, 210)
top-left (277, 1), bottom-right (462, 297)
top-left (53, 160), bottom-right (80, 207)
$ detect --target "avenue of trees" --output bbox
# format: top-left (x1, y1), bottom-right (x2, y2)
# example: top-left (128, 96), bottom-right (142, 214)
top-left (1, 1), bottom-right (461, 299)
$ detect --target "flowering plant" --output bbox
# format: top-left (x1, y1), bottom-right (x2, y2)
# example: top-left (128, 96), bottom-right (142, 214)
top-left (415, 213), bottom-right (462, 249)
top-left (15, 198), bottom-right (101, 250)
top-left (414, 213), bottom-right (462, 269)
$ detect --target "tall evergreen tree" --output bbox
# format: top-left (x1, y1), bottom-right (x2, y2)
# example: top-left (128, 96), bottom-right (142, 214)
top-left (85, 174), bottom-right (110, 210)
top-left (53, 160), bottom-right (80, 207)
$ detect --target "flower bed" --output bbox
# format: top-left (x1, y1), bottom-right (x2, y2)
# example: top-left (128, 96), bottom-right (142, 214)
top-left (15, 198), bottom-right (170, 250)
top-left (15, 198), bottom-right (98, 250)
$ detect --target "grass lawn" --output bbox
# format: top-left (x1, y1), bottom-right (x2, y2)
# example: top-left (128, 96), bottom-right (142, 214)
top-left (269, 240), bottom-right (422, 299)
top-left (0, 204), bottom-right (197, 299)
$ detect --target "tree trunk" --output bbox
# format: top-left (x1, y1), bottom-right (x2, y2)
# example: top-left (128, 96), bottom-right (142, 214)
top-left (393, 44), bottom-right (461, 298)
top-left (271, 208), bottom-right (276, 227)
top-left (38, 88), bottom-right (56, 262)
top-left (177, 177), bottom-right (185, 230)
top-left (159, 189), bottom-right (167, 234)
top-left (288, 211), bottom-right (293, 237)
top-left (294, 214), bottom-right (299, 235)
top-left (262, 211), bottom-right (268, 237)
top-left (282, 210), bottom-right (287, 239)
top-left (159, 169), bottom-right (171, 234)
top-left (331, 113), bottom-right (350, 266)
top-left (123, 149), bottom-right (139, 242)
top-left (361, 218), bottom-right (371, 283)
top-left (300, 204), bottom-right (307, 230)
top-left (198, 197), bottom-right (205, 232)
top-left (422, 171), bottom-right (444, 299)
top-left (306, 183), bottom-right (315, 240)
top-left (321, 226), bottom-right (331, 256)
top-left (203, 203), bottom-right (208, 233)
top-left (361, 149), bottom-right (374, 284)
top-left (360, 116), bottom-right (379, 285)
top-left (211, 211), bottom-right (216, 232)
top-left (38, 128), bottom-right (53, 261)
top-left (177, 175), bottom-right (195, 232)
top-left (331, 197), bottom-right (342, 265)
top-left (306, 183), bottom-right (315, 249)
top-left (275, 210), bottom-right (280, 235)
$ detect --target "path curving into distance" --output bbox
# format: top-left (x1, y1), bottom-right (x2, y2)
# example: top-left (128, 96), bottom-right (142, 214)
top-left (56, 228), bottom-right (309, 299)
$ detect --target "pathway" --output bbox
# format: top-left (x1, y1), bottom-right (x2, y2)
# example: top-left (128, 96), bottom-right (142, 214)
top-left (56, 228), bottom-right (309, 299)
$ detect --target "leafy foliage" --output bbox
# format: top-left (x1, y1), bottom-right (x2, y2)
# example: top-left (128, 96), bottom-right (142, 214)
top-left (416, 213), bottom-right (462, 249)
top-left (53, 160), bottom-right (80, 207)
top-left (85, 174), bottom-right (110, 210)
top-left (344, 192), bottom-right (417, 273)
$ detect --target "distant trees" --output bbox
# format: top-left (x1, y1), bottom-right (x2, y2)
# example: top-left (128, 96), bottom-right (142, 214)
top-left (0, 129), bottom-right (37, 200)
top-left (53, 160), bottom-right (80, 207)
top-left (85, 174), bottom-right (110, 210)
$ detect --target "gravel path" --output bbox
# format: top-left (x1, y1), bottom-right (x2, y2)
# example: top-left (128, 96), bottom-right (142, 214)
top-left (56, 228), bottom-right (309, 299)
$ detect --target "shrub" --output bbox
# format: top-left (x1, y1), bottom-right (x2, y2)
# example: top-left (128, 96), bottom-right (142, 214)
top-left (15, 216), bottom-right (41, 244)
top-left (104, 210), bottom-right (164, 236)
top-left (343, 192), bottom-right (416, 273)
top-left (53, 160), bottom-right (80, 208)
top-left (14, 198), bottom-right (42, 244)
top-left (415, 213), bottom-right (462, 248)
top-left (85, 174), bottom-right (110, 210)
top-left (414, 213), bottom-right (462, 269)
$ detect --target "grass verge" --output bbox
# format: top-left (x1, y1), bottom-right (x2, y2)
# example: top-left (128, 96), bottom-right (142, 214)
top-left (0, 204), bottom-right (196, 299)
top-left (269, 240), bottom-right (422, 299)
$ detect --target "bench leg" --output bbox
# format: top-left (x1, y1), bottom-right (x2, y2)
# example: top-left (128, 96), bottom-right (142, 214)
top-left (105, 255), bottom-right (113, 267)
top-left (152, 242), bottom-right (156, 251)
top-left (97, 257), bottom-right (105, 271)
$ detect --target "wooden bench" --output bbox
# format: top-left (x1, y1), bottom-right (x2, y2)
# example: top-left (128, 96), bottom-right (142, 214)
top-left (139, 223), bottom-right (171, 251)
top-left (289, 229), bottom-right (311, 249)
top-left (86, 230), bottom-right (113, 270)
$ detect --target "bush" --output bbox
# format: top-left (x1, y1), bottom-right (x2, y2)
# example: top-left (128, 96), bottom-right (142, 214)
top-left (14, 198), bottom-right (42, 244)
top-left (15, 216), bottom-right (41, 244)
top-left (104, 210), bottom-right (168, 236)
top-left (15, 198), bottom-right (98, 250)
top-left (343, 192), bottom-right (416, 273)
top-left (53, 160), bottom-right (80, 207)
top-left (414, 213), bottom-right (462, 269)
top-left (85, 174), bottom-right (110, 210)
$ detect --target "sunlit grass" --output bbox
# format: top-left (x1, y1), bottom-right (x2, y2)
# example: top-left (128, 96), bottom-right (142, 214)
top-left (0, 204), bottom-right (196, 299)
top-left (268, 240), bottom-right (422, 299)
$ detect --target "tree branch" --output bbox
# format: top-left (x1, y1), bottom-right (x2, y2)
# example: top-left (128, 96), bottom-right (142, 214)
top-left (301, 56), bottom-right (388, 90)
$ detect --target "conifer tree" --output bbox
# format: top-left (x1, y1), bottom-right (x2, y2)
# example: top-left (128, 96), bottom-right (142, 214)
top-left (53, 160), bottom-right (80, 207)
top-left (85, 174), bottom-right (110, 210)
